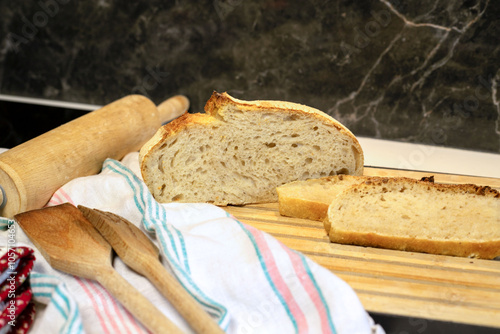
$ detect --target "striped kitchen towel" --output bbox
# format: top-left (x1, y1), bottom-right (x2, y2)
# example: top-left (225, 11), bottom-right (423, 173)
top-left (1, 152), bottom-right (384, 334)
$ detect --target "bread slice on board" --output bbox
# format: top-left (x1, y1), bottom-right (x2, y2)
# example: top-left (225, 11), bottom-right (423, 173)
top-left (139, 92), bottom-right (364, 205)
top-left (277, 175), bottom-right (371, 222)
top-left (327, 177), bottom-right (500, 259)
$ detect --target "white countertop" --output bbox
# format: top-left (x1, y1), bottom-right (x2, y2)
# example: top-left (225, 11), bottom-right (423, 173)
top-left (358, 137), bottom-right (500, 179)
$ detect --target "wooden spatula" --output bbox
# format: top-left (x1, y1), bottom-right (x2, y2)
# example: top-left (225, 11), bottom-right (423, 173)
top-left (15, 203), bottom-right (183, 334)
top-left (78, 205), bottom-right (224, 334)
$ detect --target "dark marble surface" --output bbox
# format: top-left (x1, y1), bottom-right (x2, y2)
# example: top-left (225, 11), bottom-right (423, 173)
top-left (0, 100), bottom-right (86, 148)
top-left (0, 0), bottom-right (499, 153)
top-left (370, 312), bottom-right (500, 334)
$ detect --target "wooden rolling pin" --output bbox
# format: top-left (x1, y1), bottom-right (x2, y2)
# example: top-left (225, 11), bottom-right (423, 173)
top-left (0, 94), bottom-right (189, 218)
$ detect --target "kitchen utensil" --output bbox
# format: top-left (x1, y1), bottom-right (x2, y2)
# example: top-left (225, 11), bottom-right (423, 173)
top-left (0, 94), bottom-right (189, 218)
top-left (15, 203), bottom-right (184, 334)
top-left (158, 95), bottom-right (189, 123)
top-left (78, 206), bottom-right (224, 334)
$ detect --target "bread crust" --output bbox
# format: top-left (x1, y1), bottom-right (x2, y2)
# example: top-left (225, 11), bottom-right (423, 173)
top-left (205, 92), bottom-right (354, 134)
top-left (329, 230), bottom-right (500, 259)
top-left (355, 176), bottom-right (500, 198)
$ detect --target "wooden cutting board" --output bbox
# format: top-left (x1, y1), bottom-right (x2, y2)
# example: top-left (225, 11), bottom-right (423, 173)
top-left (225, 167), bottom-right (500, 329)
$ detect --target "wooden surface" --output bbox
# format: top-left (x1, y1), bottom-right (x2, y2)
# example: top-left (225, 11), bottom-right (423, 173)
top-left (15, 204), bottom-right (183, 334)
top-left (79, 206), bottom-right (224, 334)
top-left (225, 167), bottom-right (500, 329)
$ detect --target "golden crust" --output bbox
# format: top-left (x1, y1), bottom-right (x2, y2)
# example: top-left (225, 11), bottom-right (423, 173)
top-left (329, 230), bottom-right (500, 259)
top-left (154, 112), bottom-right (214, 140)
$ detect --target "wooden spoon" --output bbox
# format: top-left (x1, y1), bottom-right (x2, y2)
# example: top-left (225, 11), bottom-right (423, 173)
top-left (78, 205), bottom-right (224, 334)
top-left (15, 203), bottom-right (183, 334)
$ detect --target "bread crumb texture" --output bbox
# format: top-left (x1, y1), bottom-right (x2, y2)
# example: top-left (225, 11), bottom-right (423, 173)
top-left (140, 92), bottom-right (364, 205)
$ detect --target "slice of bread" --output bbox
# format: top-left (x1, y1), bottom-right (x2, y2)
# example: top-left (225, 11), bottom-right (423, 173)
top-left (277, 175), bottom-right (435, 233)
top-left (277, 175), bottom-right (371, 222)
top-left (327, 177), bottom-right (500, 259)
top-left (139, 92), bottom-right (364, 205)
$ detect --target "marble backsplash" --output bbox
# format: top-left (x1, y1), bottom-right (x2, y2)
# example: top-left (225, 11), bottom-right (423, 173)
top-left (0, 0), bottom-right (499, 153)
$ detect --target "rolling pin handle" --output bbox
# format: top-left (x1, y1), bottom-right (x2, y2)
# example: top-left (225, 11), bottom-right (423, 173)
top-left (0, 185), bottom-right (6, 211)
top-left (157, 95), bottom-right (190, 124)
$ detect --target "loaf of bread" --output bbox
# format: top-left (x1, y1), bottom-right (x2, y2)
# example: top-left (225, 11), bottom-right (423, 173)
top-left (327, 177), bottom-right (500, 259)
top-left (139, 92), bottom-right (364, 205)
top-left (277, 175), bottom-right (371, 222)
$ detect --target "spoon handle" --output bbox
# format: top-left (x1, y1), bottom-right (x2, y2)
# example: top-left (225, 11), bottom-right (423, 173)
top-left (142, 261), bottom-right (225, 334)
top-left (95, 267), bottom-right (184, 334)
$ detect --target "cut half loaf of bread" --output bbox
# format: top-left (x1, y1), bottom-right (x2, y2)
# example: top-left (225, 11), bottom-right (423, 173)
top-left (139, 92), bottom-right (364, 205)
top-left (327, 177), bottom-right (500, 259)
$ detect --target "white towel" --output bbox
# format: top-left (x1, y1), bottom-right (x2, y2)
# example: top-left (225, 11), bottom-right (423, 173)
top-left (0, 152), bottom-right (384, 334)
